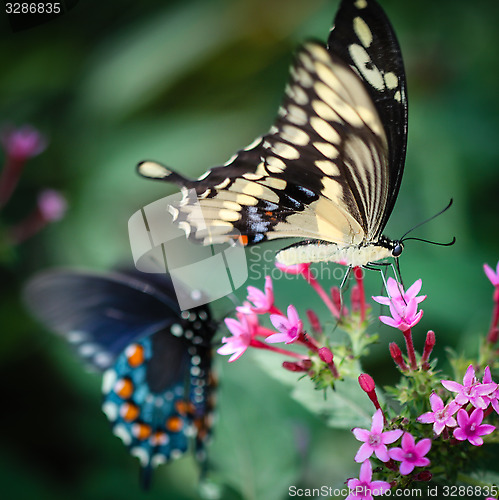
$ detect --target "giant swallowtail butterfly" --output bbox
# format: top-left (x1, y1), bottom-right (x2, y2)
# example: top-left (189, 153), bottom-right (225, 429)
top-left (137, 0), bottom-right (408, 268)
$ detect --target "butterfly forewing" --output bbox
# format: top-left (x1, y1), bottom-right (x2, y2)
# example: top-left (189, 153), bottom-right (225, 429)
top-left (138, 0), bottom-right (407, 266)
top-left (328, 0), bottom-right (408, 232)
top-left (140, 41), bottom-right (389, 246)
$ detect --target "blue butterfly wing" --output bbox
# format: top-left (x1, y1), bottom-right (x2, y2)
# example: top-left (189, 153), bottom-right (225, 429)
top-left (24, 270), bottom-right (217, 486)
top-left (24, 269), bottom-right (183, 369)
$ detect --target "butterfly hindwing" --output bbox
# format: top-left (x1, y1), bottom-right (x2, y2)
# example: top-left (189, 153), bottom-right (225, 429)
top-left (25, 270), bottom-right (217, 485)
top-left (101, 309), bottom-right (216, 485)
top-left (24, 269), bottom-right (183, 369)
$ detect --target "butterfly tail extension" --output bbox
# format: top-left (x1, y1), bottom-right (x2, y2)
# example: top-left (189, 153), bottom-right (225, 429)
top-left (139, 464), bottom-right (153, 491)
top-left (137, 160), bottom-right (197, 188)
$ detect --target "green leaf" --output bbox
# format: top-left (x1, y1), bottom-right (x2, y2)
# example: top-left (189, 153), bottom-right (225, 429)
top-left (254, 351), bottom-right (373, 429)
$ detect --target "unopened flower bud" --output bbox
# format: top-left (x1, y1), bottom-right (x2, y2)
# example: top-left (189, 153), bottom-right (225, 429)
top-left (306, 309), bottom-right (322, 334)
top-left (389, 342), bottom-right (408, 371)
top-left (413, 470), bottom-right (432, 482)
top-left (358, 373), bottom-right (375, 393)
top-left (282, 359), bottom-right (312, 372)
top-left (318, 346), bottom-right (333, 364)
top-left (358, 373), bottom-right (381, 410)
top-left (421, 330), bottom-right (436, 369)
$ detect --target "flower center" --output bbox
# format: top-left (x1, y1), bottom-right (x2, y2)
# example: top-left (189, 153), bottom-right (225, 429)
top-left (435, 409), bottom-right (446, 421)
top-left (368, 434), bottom-right (381, 447)
top-left (469, 423), bottom-right (476, 433)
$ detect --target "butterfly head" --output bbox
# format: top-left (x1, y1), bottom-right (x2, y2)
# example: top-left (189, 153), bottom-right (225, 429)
top-left (391, 241), bottom-right (404, 258)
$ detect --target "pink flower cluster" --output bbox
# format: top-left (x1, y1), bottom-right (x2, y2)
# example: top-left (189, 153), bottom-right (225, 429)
top-left (418, 365), bottom-right (497, 445)
top-left (0, 125), bottom-right (67, 244)
top-left (217, 264), bottom-right (354, 378)
top-left (352, 409), bottom-right (430, 477)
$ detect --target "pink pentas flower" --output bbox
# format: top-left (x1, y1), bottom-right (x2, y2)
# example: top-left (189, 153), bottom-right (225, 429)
top-left (484, 262), bottom-right (499, 287)
top-left (388, 432), bottom-right (431, 475)
top-left (372, 279), bottom-right (425, 332)
top-left (453, 408), bottom-right (495, 446)
top-left (441, 364), bottom-right (498, 409)
top-left (245, 275), bottom-right (274, 314)
top-left (0, 125), bottom-right (47, 161)
top-left (378, 298), bottom-right (423, 332)
top-left (37, 189), bottom-right (67, 221)
top-left (482, 366), bottom-right (499, 414)
top-left (217, 314), bottom-right (255, 362)
top-left (346, 460), bottom-right (391, 500)
top-left (266, 304), bottom-right (303, 344)
top-left (372, 277), bottom-right (426, 307)
top-left (352, 409), bottom-right (403, 463)
top-left (417, 393), bottom-right (460, 436)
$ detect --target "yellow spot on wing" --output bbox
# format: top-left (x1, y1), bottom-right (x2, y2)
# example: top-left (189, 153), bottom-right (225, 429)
top-left (272, 142), bottom-right (299, 160)
top-left (315, 160), bottom-right (340, 176)
top-left (310, 116), bottom-right (341, 144)
top-left (314, 142), bottom-right (339, 159)
top-left (353, 16), bottom-right (373, 48)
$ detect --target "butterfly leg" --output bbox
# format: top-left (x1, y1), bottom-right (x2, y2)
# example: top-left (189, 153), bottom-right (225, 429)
top-left (334, 265), bottom-right (352, 319)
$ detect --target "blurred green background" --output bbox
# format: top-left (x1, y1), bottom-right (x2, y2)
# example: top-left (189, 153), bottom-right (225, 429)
top-left (1, 0), bottom-right (499, 498)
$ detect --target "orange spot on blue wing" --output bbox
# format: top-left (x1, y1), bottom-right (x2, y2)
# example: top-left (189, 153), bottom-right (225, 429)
top-left (120, 402), bottom-right (140, 422)
top-left (125, 344), bottom-right (145, 367)
top-left (166, 416), bottom-right (184, 432)
top-left (114, 377), bottom-right (134, 399)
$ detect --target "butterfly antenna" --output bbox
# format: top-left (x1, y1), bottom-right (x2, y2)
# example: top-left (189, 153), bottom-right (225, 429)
top-left (400, 199), bottom-right (454, 241)
top-left (401, 236), bottom-right (456, 247)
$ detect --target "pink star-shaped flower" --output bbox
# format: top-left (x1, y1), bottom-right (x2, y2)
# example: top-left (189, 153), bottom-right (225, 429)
top-left (0, 125), bottom-right (47, 161)
top-left (346, 460), bottom-right (391, 500)
top-left (388, 432), bottom-right (431, 476)
top-left (217, 314), bottom-right (256, 362)
top-left (484, 262), bottom-right (499, 287)
top-left (417, 393), bottom-right (460, 435)
top-left (441, 364), bottom-right (498, 409)
top-left (372, 279), bottom-right (425, 332)
top-left (373, 278), bottom-right (426, 307)
top-left (482, 366), bottom-right (499, 414)
top-left (453, 408), bottom-right (495, 446)
top-left (245, 275), bottom-right (274, 314)
top-left (266, 305), bottom-right (303, 344)
top-left (352, 409), bottom-right (403, 462)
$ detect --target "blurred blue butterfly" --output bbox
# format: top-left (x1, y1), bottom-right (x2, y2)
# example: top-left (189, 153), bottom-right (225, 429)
top-left (24, 269), bottom-right (218, 488)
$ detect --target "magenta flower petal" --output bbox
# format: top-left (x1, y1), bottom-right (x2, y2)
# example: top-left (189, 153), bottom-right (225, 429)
top-left (352, 428), bottom-right (370, 441)
top-left (453, 408), bottom-right (495, 446)
top-left (381, 429), bottom-right (403, 444)
top-left (267, 304), bottom-right (302, 344)
top-left (429, 392), bottom-right (444, 411)
top-left (388, 432), bottom-right (431, 476)
top-left (217, 315), bottom-right (254, 362)
top-left (354, 442), bottom-right (373, 462)
top-left (484, 262), bottom-right (499, 286)
top-left (352, 409), bottom-right (401, 464)
top-left (371, 408), bottom-right (384, 433)
top-left (346, 460), bottom-right (391, 500)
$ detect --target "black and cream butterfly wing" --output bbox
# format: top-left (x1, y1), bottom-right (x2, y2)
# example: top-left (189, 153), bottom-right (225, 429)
top-left (138, 0), bottom-right (406, 252)
top-left (328, 0), bottom-right (408, 232)
top-left (24, 269), bottom-right (192, 369)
